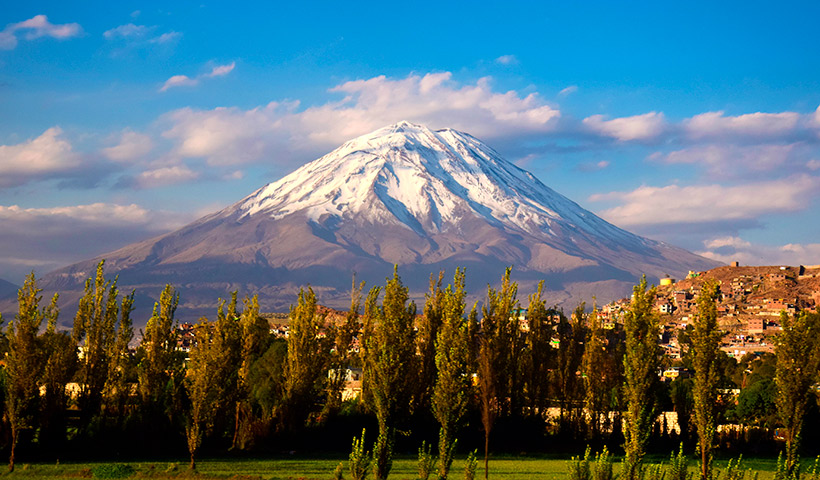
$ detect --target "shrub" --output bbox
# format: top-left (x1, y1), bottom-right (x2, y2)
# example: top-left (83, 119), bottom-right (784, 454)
top-left (91, 463), bottom-right (135, 479)
top-left (418, 441), bottom-right (436, 480)
top-left (569, 446), bottom-right (592, 480)
top-left (464, 451), bottom-right (478, 480)
top-left (349, 429), bottom-right (372, 480)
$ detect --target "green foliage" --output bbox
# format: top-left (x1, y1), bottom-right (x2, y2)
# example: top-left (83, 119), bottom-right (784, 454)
top-left (477, 268), bottom-right (518, 479)
top-left (464, 451), bottom-right (479, 480)
top-left (283, 286), bottom-right (328, 431)
top-left (622, 276), bottom-right (661, 480)
top-left (91, 463), bottom-right (135, 478)
top-left (6, 272), bottom-right (53, 471)
top-left (775, 310), bottom-right (820, 477)
top-left (692, 280), bottom-right (721, 480)
top-left (418, 440), bottom-right (436, 480)
top-left (524, 281), bottom-right (554, 417)
top-left (667, 444), bottom-right (690, 480)
top-left (719, 456), bottom-right (758, 480)
top-left (646, 463), bottom-right (666, 480)
top-left (592, 447), bottom-right (616, 480)
top-left (349, 429), bottom-right (372, 480)
top-left (361, 267), bottom-right (416, 480)
top-left (73, 261), bottom-right (130, 426)
top-left (137, 284), bottom-right (180, 414)
top-left (432, 269), bottom-right (470, 480)
top-left (568, 446), bottom-right (592, 480)
top-left (334, 461), bottom-right (345, 480)
top-left (774, 452), bottom-right (798, 480)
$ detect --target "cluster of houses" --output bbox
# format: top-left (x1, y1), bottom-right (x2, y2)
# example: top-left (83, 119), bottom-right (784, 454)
top-left (601, 263), bottom-right (820, 366)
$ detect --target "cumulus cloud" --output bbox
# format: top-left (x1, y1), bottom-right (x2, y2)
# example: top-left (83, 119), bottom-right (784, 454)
top-left (160, 62), bottom-right (235, 92)
top-left (583, 112), bottom-right (666, 142)
top-left (0, 127), bottom-right (82, 187)
top-left (649, 143), bottom-right (807, 179)
top-left (133, 164), bottom-right (199, 188)
top-left (160, 74), bottom-right (198, 91)
top-left (495, 54), bottom-right (518, 65)
top-left (0, 15), bottom-right (82, 50)
top-left (697, 236), bottom-right (820, 267)
top-left (0, 203), bottom-right (190, 280)
top-left (160, 72), bottom-right (561, 166)
top-left (685, 110), bottom-right (801, 140)
top-left (589, 175), bottom-right (819, 227)
top-left (102, 130), bottom-right (154, 162)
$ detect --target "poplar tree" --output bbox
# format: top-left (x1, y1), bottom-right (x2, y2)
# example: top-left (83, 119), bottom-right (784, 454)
top-left (477, 268), bottom-right (518, 479)
top-left (185, 318), bottom-right (216, 470)
top-left (362, 268), bottom-right (416, 480)
top-left (554, 304), bottom-right (584, 433)
top-left (137, 284), bottom-right (180, 417)
top-left (775, 310), bottom-right (820, 477)
top-left (233, 294), bottom-right (269, 449)
top-left (5, 273), bottom-right (52, 471)
top-left (102, 291), bottom-right (133, 426)
top-left (73, 260), bottom-right (125, 427)
top-left (432, 269), bottom-right (471, 480)
top-left (327, 278), bottom-right (364, 413)
top-left (524, 281), bottom-right (554, 417)
top-left (691, 280), bottom-right (722, 480)
top-left (39, 300), bottom-right (78, 455)
top-left (622, 276), bottom-right (661, 480)
top-left (210, 293), bottom-right (242, 438)
top-left (583, 308), bottom-right (613, 438)
top-left (417, 271), bottom-right (445, 414)
top-left (282, 287), bottom-right (327, 431)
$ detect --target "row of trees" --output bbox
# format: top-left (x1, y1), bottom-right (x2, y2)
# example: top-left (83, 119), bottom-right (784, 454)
top-left (2, 263), bottom-right (819, 479)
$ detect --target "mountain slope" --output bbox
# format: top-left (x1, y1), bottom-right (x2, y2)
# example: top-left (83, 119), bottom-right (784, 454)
top-left (19, 122), bottom-right (720, 324)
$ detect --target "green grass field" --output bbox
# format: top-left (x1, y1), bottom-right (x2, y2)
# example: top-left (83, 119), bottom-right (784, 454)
top-left (0, 455), bottom-right (783, 479)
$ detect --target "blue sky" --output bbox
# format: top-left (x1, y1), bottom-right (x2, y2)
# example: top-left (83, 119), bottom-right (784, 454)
top-left (2, 1), bottom-right (820, 283)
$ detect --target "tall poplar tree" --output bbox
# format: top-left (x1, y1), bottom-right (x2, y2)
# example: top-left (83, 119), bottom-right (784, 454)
top-left (39, 301), bottom-right (78, 455)
top-left (282, 287), bottom-right (327, 431)
top-left (417, 271), bottom-right (445, 414)
top-left (477, 268), bottom-right (518, 479)
top-left (775, 310), bottom-right (820, 477)
top-left (432, 269), bottom-right (471, 480)
top-left (185, 318), bottom-right (217, 470)
top-left (362, 268), bottom-right (416, 480)
top-left (137, 284), bottom-right (180, 418)
top-left (73, 260), bottom-right (126, 427)
top-left (622, 276), bottom-right (661, 480)
top-left (524, 281), bottom-right (554, 417)
top-left (327, 278), bottom-right (364, 413)
top-left (583, 307), bottom-right (614, 438)
top-left (691, 280), bottom-right (722, 480)
top-left (233, 294), bottom-right (269, 449)
top-left (5, 273), bottom-right (53, 471)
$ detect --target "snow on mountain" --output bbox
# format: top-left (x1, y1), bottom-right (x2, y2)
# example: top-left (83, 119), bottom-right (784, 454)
top-left (14, 121), bottom-right (721, 324)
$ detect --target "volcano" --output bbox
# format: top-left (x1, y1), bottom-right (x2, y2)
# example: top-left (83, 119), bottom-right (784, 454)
top-left (24, 122), bottom-right (720, 324)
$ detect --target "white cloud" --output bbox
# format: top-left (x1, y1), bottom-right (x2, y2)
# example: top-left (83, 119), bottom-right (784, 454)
top-left (149, 31), bottom-right (181, 44)
top-left (0, 202), bottom-right (191, 280)
top-left (583, 112), bottom-right (666, 141)
top-left (685, 110), bottom-right (801, 140)
top-left (808, 159), bottom-right (820, 171)
top-left (697, 236), bottom-right (820, 267)
top-left (102, 130), bottom-right (154, 162)
top-left (161, 72), bottom-right (561, 165)
top-left (103, 23), bottom-right (150, 39)
top-left (0, 15), bottom-right (82, 50)
top-left (651, 143), bottom-right (800, 178)
top-left (0, 127), bottom-right (81, 186)
top-left (495, 54), bottom-right (518, 65)
top-left (206, 62), bottom-right (235, 78)
top-left (160, 74), bottom-right (199, 92)
top-left (134, 164), bottom-right (199, 188)
top-left (161, 61), bottom-right (235, 92)
top-left (590, 175), bottom-right (819, 227)
top-left (558, 85), bottom-right (578, 97)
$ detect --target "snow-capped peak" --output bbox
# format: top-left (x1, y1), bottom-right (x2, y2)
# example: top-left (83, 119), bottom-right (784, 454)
top-left (236, 122), bottom-right (642, 244)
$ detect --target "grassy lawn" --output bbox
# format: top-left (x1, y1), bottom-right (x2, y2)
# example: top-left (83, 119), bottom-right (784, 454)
top-left (0, 455), bottom-right (782, 479)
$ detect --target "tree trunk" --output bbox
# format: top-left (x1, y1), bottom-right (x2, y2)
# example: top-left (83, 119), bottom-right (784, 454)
top-left (484, 431), bottom-right (489, 480)
top-left (8, 427), bottom-right (17, 473)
